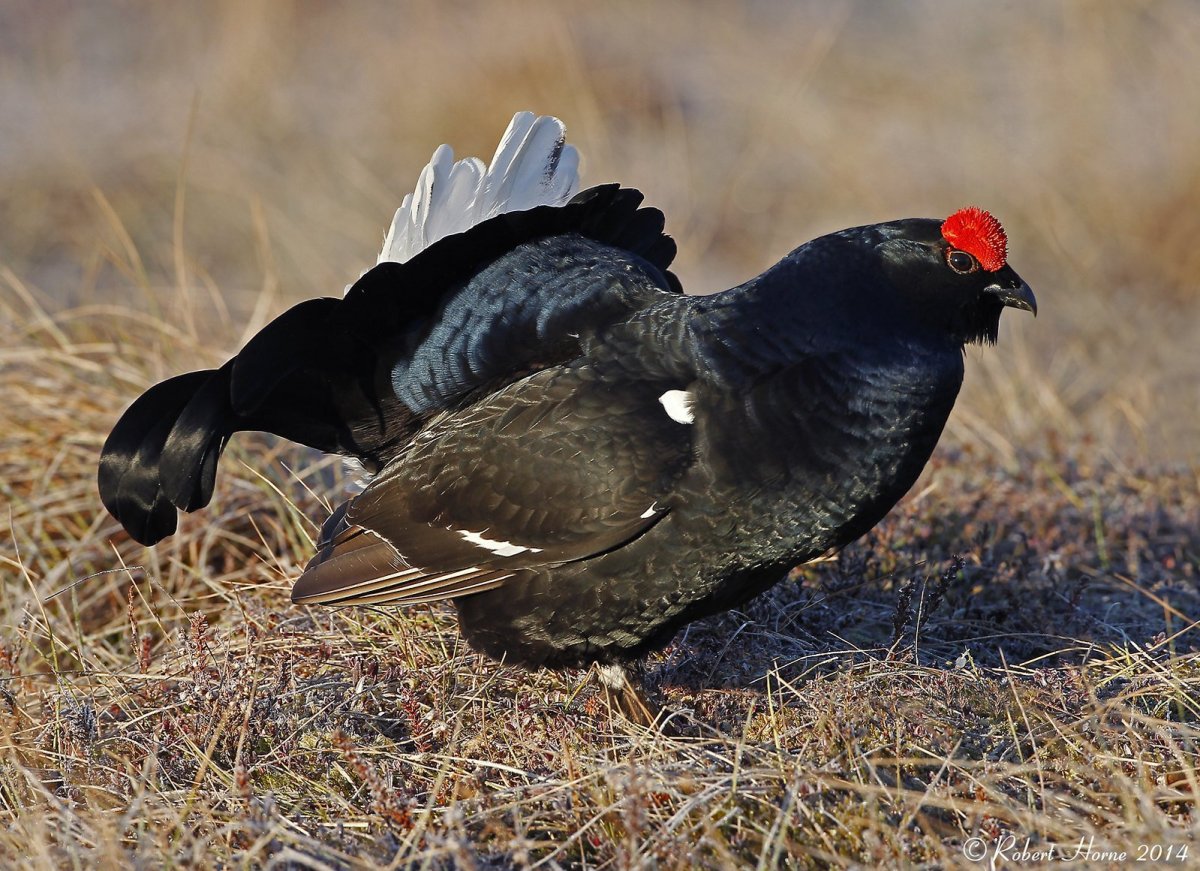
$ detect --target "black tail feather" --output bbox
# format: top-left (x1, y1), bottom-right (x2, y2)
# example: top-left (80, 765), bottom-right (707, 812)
top-left (98, 301), bottom-right (417, 545)
top-left (98, 371), bottom-right (219, 545)
top-left (229, 298), bottom-right (342, 415)
top-left (158, 362), bottom-right (235, 513)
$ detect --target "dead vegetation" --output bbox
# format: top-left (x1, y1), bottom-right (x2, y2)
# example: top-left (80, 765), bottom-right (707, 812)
top-left (3, 2), bottom-right (1199, 867)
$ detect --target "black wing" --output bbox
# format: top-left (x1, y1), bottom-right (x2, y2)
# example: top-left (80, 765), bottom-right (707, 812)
top-left (291, 362), bottom-right (695, 605)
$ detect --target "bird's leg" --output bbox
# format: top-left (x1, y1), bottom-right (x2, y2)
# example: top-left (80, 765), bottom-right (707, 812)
top-left (595, 662), bottom-right (658, 727)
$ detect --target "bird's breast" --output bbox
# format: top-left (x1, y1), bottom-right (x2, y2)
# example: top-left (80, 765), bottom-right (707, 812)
top-left (678, 346), bottom-right (963, 570)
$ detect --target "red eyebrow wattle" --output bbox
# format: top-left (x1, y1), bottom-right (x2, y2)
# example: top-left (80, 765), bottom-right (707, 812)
top-left (941, 207), bottom-right (1007, 272)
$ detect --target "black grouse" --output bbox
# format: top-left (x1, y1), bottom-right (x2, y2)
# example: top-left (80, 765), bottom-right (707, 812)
top-left (99, 112), bottom-right (1035, 678)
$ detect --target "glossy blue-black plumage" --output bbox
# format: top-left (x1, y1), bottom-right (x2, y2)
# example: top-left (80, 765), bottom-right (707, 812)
top-left (99, 184), bottom-right (1033, 669)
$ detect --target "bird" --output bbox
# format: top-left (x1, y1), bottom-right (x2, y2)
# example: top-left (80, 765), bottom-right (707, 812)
top-left (98, 112), bottom-right (1035, 712)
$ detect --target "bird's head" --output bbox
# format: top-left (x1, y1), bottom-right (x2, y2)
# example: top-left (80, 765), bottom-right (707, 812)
top-left (871, 206), bottom-right (1036, 346)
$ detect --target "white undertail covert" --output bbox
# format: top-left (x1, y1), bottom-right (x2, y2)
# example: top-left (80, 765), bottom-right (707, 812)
top-left (375, 111), bottom-right (581, 268)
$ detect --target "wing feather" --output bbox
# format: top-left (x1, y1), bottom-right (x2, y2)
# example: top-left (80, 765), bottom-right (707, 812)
top-left (291, 364), bottom-right (687, 607)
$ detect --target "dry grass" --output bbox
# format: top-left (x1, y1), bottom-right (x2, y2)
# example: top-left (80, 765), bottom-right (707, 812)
top-left (2, 2), bottom-right (1198, 867)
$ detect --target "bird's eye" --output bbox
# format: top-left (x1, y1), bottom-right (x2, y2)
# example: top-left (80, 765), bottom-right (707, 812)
top-left (947, 249), bottom-right (978, 274)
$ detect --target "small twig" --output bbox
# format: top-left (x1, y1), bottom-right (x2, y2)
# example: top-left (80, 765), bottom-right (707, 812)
top-left (44, 566), bottom-right (145, 602)
top-left (890, 576), bottom-right (916, 648)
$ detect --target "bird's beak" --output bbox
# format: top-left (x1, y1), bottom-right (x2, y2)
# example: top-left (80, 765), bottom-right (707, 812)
top-left (984, 278), bottom-right (1037, 316)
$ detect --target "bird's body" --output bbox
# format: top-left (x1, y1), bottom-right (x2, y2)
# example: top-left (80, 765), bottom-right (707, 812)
top-left (99, 113), bottom-right (1034, 671)
top-left (418, 243), bottom-right (966, 667)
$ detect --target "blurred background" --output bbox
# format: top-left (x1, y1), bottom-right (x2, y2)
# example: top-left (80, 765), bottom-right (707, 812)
top-left (3, 0), bottom-right (1198, 463)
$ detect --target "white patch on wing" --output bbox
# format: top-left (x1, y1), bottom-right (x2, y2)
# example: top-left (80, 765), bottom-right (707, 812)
top-left (658, 389), bottom-right (694, 425)
top-left (640, 502), bottom-right (659, 519)
top-left (456, 528), bottom-right (544, 558)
